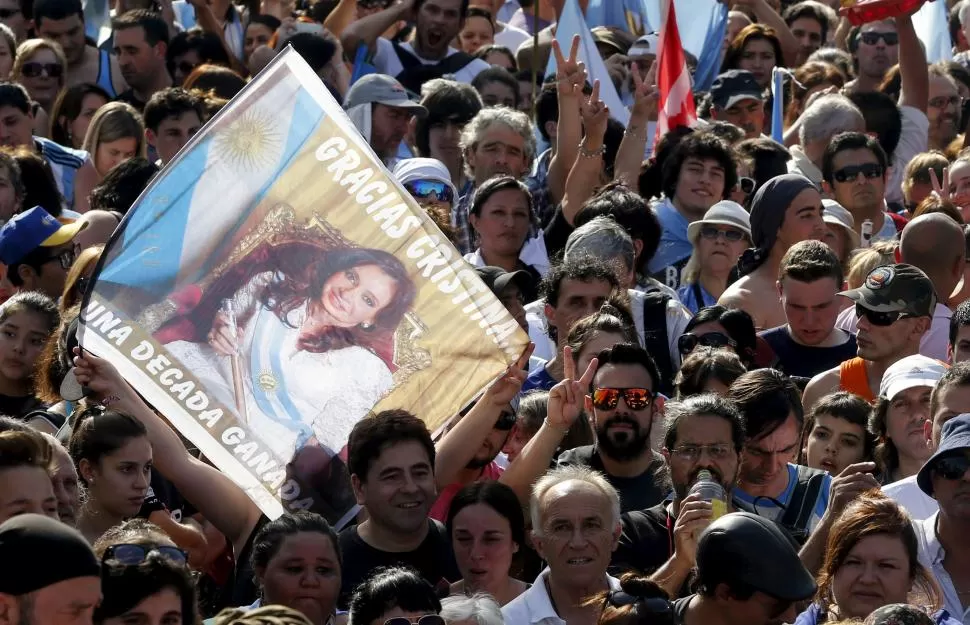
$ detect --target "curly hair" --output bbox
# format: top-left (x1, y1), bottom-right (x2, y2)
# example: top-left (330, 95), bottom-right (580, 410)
top-left (260, 247), bottom-right (416, 354)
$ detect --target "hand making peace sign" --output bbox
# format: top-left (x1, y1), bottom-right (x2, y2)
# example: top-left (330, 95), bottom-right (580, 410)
top-left (546, 346), bottom-right (598, 431)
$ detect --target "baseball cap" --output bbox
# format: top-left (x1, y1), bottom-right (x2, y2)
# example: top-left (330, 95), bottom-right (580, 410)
top-left (917, 413), bottom-right (970, 496)
top-left (591, 27), bottom-right (635, 57)
top-left (474, 266), bottom-right (531, 298)
top-left (710, 70), bottom-right (763, 110)
top-left (343, 74), bottom-right (427, 118)
top-left (628, 33), bottom-right (658, 58)
top-left (696, 512), bottom-right (816, 602)
top-left (687, 200), bottom-right (752, 244)
top-left (822, 199), bottom-right (860, 249)
top-left (838, 263), bottom-right (937, 317)
top-left (878, 354), bottom-right (948, 400)
top-left (0, 514), bottom-right (99, 595)
top-left (0, 206), bottom-right (87, 266)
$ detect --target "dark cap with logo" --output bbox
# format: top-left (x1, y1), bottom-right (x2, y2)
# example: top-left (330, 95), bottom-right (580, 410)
top-left (710, 70), bottom-right (763, 110)
top-left (837, 263), bottom-right (937, 317)
top-left (696, 512), bottom-right (817, 602)
top-left (474, 266), bottom-right (531, 298)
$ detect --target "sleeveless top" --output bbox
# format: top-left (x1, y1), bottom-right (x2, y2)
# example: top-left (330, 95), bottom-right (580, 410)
top-left (95, 48), bottom-right (117, 97)
top-left (838, 357), bottom-right (875, 402)
top-left (34, 137), bottom-right (88, 212)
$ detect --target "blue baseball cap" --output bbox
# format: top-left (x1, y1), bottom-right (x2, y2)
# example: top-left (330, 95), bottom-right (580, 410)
top-left (917, 413), bottom-right (970, 496)
top-left (0, 206), bottom-right (86, 265)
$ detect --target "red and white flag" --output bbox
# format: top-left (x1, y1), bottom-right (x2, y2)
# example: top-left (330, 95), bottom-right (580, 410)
top-left (655, 0), bottom-right (697, 146)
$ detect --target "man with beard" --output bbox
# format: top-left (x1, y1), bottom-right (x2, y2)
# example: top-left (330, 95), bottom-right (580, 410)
top-left (927, 64), bottom-right (963, 152)
top-left (428, 346), bottom-right (530, 521)
top-left (611, 394), bottom-right (745, 599)
top-left (557, 343), bottom-right (665, 512)
top-left (732, 369), bottom-right (880, 572)
top-left (846, 19), bottom-right (899, 94)
top-left (709, 70), bottom-right (766, 140)
top-left (340, 0), bottom-right (489, 95)
top-left (343, 74), bottom-right (429, 168)
top-left (339, 409), bottom-right (460, 607)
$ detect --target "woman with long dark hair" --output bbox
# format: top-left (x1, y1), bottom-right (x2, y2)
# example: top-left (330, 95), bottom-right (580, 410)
top-left (165, 245), bottom-right (416, 459)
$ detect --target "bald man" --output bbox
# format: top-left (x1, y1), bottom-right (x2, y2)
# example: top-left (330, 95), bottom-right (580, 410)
top-left (72, 211), bottom-right (120, 254)
top-left (898, 213), bottom-right (965, 360)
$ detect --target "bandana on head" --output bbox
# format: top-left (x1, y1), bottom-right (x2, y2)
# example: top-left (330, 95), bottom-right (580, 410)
top-left (738, 173), bottom-right (817, 276)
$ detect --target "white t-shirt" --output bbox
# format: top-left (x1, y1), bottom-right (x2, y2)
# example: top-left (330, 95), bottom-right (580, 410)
top-left (371, 38), bottom-right (490, 85)
top-left (886, 105), bottom-right (930, 206)
top-left (494, 23), bottom-right (530, 52)
top-left (883, 474), bottom-right (938, 521)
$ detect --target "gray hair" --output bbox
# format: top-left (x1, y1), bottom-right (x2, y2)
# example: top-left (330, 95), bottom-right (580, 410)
top-left (799, 94), bottom-right (865, 146)
top-left (440, 594), bottom-right (504, 625)
top-left (459, 107), bottom-right (537, 179)
top-left (563, 216), bottom-right (635, 272)
top-left (530, 465), bottom-right (621, 534)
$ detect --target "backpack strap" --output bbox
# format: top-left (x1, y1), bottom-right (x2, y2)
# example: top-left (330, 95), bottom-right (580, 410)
top-left (780, 465), bottom-right (827, 539)
top-left (641, 292), bottom-right (673, 397)
top-left (23, 409), bottom-right (66, 431)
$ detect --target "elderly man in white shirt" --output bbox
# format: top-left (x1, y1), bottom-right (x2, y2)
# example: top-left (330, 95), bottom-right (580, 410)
top-left (912, 413), bottom-right (970, 624)
top-left (502, 465), bottom-right (622, 625)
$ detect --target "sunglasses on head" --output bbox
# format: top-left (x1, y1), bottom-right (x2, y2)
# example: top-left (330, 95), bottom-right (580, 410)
top-left (860, 31), bottom-right (898, 46)
top-left (21, 62), bottom-right (63, 78)
top-left (384, 616), bottom-right (445, 625)
top-left (933, 452), bottom-right (970, 481)
top-left (607, 591), bottom-right (674, 616)
top-left (833, 163), bottom-right (884, 184)
top-left (699, 226), bottom-right (746, 242)
top-left (678, 331), bottom-right (736, 356)
top-left (591, 387), bottom-right (654, 411)
top-left (404, 179), bottom-right (454, 205)
top-left (855, 303), bottom-right (910, 327)
top-left (102, 543), bottom-right (188, 568)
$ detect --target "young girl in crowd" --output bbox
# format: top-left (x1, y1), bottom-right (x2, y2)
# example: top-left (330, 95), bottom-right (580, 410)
top-left (49, 83), bottom-right (111, 150)
top-left (0, 291), bottom-right (58, 418)
top-left (800, 391), bottom-right (875, 476)
top-left (81, 101), bottom-right (147, 178)
top-left (93, 519), bottom-right (199, 625)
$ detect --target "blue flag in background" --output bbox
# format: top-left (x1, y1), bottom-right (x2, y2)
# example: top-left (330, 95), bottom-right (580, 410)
top-left (770, 67), bottom-right (785, 143)
top-left (693, 2), bottom-right (728, 91)
top-left (351, 45), bottom-right (377, 86)
top-left (585, 0), bottom-right (652, 36)
top-left (83, 0), bottom-right (111, 45)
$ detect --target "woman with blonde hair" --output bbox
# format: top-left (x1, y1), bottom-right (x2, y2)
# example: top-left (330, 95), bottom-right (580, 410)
top-left (677, 201), bottom-right (752, 314)
top-left (60, 245), bottom-right (102, 313)
top-left (81, 102), bottom-right (146, 178)
top-left (846, 240), bottom-right (897, 290)
top-left (12, 38), bottom-right (67, 136)
top-left (795, 492), bottom-right (955, 625)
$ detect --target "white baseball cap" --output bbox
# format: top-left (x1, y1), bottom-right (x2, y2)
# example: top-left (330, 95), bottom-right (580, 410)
top-left (879, 354), bottom-right (949, 400)
top-left (822, 199), bottom-right (860, 248)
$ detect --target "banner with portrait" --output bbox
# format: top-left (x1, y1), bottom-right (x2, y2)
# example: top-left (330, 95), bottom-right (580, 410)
top-left (78, 48), bottom-right (529, 526)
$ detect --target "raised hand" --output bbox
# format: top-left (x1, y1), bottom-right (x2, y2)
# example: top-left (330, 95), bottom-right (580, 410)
top-left (484, 343), bottom-right (535, 407)
top-left (553, 35), bottom-right (586, 99)
top-left (72, 347), bottom-right (131, 400)
top-left (631, 61), bottom-right (659, 120)
top-left (546, 346), bottom-right (597, 430)
top-left (827, 462), bottom-right (880, 519)
top-left (580, 80), bottom-right (610, 141)
top-left (672, 494), bottom-right (714, 566)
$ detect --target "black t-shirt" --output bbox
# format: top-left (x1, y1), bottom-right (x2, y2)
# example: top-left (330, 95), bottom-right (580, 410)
top-left (671, 595), bottom-right (693, 625)
top-left (0, 393), bottom-right (44, 418)
top-left (759, 326), bottom-right (858, 379)
top-left (115, 89), bottom-right (146, 112)
top-left (337, 519), bottom-right (459, 608)
top-left (557, 445), bottom-right (666, 512)
top-left (611, 503), bottom-right (692, 598)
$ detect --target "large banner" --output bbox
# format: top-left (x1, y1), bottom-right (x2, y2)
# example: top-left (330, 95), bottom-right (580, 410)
top-left (78, 48), bottom-right (529, 525)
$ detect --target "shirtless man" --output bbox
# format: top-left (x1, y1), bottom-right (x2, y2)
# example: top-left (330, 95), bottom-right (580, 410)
top-left (33, 0), bottom-right (126, 97)
top-left (719, 173), bottom-right (826, 330)
top-left (802, 263), bottom-right (935, 411)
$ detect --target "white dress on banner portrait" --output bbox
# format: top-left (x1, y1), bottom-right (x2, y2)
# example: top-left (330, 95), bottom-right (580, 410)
top-left (166, 271), bottom-right (393, 461)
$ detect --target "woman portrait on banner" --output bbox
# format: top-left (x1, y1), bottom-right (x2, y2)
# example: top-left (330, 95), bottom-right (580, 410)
top-left (162, 244), bottom-right (417, 461)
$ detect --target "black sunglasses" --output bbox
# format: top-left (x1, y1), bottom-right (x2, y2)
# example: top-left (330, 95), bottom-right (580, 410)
top-left (855, 303), bottom-right (910, 327)
top-left (0, 7), bottom-right (19, 18)
top-left (833, 163), bottom-right (884, 184)
top-left (699, 226), bottom-right (746, 242)
top-left (384, 616), bottom-right (445, 625)
top-left (860, 31), bottom-right (899, 46)
top-left (607, 590), bottom-right (674, 616)
top-left (933, 452), bottom-right (970, 481)
top-left (678, 331), bottom-right (736, 355)
top-left (43, 248), bottom-right (75, 270)
top-left (102, 543), bottom-right (188, 568)
top-left (21, 62), bottom-right (63, 78)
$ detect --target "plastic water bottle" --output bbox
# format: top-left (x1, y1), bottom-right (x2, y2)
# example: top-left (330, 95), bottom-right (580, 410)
top-left (687, 470), bottom-right (728, 519)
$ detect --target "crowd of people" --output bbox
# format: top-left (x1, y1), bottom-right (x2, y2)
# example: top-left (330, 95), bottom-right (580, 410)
top-left (7, 0), bottom-right (970, 624)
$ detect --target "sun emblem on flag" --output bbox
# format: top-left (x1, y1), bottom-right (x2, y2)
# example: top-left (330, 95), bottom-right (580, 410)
top-left (213, 108), bottom-right (284, 173)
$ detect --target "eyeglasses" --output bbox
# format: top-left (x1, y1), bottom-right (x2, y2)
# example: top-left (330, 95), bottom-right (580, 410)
top-left (102, 543), bottom-right (188, 568)
top-left (929, 95), bottom-right (963, 109)
top-left (494, 410), bottom-right (516, 430)
top-left (404, 179), bottom-right (454, 205)
top-left (833, 163), bottom-right (884, 183)
top-left (590, 387), bottom-right (654, 411)
top-left (670, 443), bottom-right (733, 461)
top-left (21, 62), bottom-right (63, 78)
top-left (860, 31), bottom-right (898, 46)
top-left (678, 331), bottom-right (736, 355)
top-left (855, 303), bottom-right (910, 327)
top-left (736, 176), bottom-right (755, 195)
top-left (699, 226), bottom-right (746, 242)
top-left (384, 616), bottom-right (445, 625)
top-left (933, 452), bottom-right (970, 481)
top-left (43, 248), bottom-right (76, 270)
top-left (606, 591), bottom-right (674, 616)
